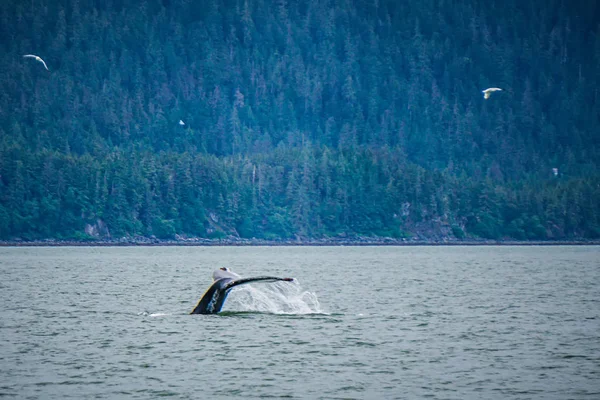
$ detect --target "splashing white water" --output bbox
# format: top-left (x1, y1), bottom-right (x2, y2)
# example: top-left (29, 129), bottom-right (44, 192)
top-left (224, 280), bottom-right (323, 314)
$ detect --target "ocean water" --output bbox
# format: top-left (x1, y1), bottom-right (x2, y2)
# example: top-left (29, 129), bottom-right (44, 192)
top-left (0, 245), bottom-right (598, 399)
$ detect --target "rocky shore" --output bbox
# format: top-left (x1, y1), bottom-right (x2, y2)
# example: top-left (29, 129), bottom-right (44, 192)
top-left (1, 236), bottom-right (599, 246)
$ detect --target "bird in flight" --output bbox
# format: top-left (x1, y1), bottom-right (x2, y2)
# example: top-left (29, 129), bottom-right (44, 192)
top-left (482, 87), bottom-right (502, 99)
top-left (23, 54), bottom-right (49, 70)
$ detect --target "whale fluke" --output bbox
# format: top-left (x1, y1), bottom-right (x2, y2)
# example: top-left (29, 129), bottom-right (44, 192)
top-left (191, 269), bottom-right (294, 314)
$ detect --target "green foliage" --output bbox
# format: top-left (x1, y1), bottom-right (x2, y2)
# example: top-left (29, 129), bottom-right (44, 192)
top-left (526, 216), bottom-right (547, 240)
top-left (587, 226), bottom-right (600, 239)
top-left (266, 208), bottom-right (293, 239)
top-left (468, 213), bottom-right (502, 240)
top-left (71, 232), bottom-right (97, 242)
top-left (152, 218), bottom-right (176, 239)
top-left (237, 216), bottom-right (258, 239)
top-left (506, 218), bottom-right (527, 240)
top-left (451, 225), bottom-right (465, 240)
top-left (0, 0), bottom-right (598, 241)
top-left (0, 204), bottom-right (10, 239)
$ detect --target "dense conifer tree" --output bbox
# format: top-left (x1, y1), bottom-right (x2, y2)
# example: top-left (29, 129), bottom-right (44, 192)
top-left (0, 0), bottom-right (598, 241)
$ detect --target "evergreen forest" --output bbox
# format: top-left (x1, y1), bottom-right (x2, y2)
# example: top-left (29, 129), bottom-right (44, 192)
top-left (1, 0), bottom-right (599, 241)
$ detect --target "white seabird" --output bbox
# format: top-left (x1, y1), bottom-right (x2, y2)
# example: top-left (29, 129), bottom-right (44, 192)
top-left (482, 87), bottom-right (502, 99)
top-left (23, 54), bottom-right (49, 70)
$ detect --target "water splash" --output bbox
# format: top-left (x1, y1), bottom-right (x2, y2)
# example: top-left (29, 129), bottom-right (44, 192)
top-left (224, 280), bottom-right (323, 314)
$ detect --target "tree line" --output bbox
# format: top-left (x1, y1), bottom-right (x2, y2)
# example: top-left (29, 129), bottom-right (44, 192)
top-left (0, 0), bottom-right (598, 240)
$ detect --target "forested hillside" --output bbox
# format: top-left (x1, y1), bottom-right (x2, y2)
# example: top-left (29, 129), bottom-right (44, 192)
top-left (0, 0), bottom-right (599, 241)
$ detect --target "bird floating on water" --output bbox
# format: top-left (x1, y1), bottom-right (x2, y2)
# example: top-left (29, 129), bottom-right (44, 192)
top-left (179, 120), bottom-right (185, 126)
top-left (482, 87), bottom-right (502, 99)
top-left (23, 54), bottom-right (49, 70)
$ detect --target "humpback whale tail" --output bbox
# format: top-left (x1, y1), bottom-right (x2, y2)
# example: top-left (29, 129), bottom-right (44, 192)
top-left (191, 269), bottom-right (294, 314)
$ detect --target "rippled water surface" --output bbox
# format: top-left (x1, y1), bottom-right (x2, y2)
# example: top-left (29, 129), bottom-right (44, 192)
top-left (0, 245), bottom-right (599, 399)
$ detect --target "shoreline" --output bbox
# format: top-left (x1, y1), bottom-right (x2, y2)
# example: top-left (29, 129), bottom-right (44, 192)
top-left (1, 238), bottom-right (599, 247)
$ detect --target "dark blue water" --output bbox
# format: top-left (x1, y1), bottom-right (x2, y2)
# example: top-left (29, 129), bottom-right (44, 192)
top-left (0, 246), bottom-right (598, 399)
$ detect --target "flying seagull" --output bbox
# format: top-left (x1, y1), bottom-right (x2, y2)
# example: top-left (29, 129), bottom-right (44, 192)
top-left (23, 54), bottom-right (49, 70)
top-left (482, 87), bottom-right (502, 99)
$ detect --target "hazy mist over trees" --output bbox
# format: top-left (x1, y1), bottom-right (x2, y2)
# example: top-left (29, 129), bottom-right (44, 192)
top-left (0, 0), bottom-right (599, 241)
